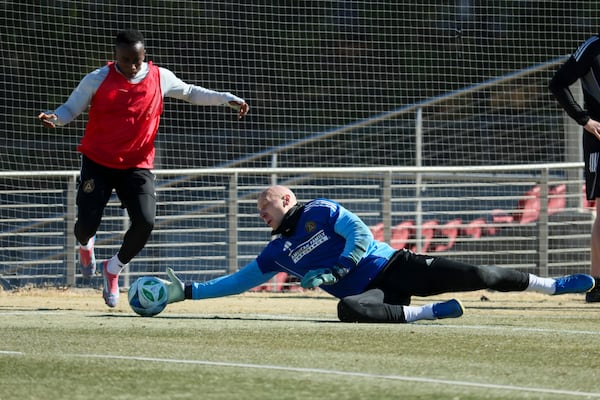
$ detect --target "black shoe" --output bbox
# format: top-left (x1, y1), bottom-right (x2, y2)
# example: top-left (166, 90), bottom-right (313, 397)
top-left (585, 277), bottom-right (600, 303)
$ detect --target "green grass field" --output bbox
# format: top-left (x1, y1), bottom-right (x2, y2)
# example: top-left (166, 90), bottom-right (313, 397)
top-left (1, 288), bottom-right (600, 400)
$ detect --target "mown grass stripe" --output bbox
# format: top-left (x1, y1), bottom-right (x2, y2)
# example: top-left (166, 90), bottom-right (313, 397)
top-left (77, 353), bottom-right (600, 398)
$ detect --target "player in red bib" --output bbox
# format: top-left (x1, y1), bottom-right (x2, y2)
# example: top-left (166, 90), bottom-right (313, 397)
top-left (38, 29), bottom-right (249, 308)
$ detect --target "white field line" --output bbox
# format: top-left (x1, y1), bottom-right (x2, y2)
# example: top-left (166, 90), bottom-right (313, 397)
top-left (75, 353), bottom-right (600, 398)
top-left (2, 309), bottom-right (600, 398)
top-left (0, 350), bottom-right (23, 355)
top-left (1, 348), bottom-right (597, 396)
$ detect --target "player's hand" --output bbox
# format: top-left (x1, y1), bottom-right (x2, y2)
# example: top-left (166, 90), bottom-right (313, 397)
top-left (301, 268), bottom-right (338, 288)
top-left (159, 268), bottom-right (185, 303)
top-left (228, 101), bottom-right (249, 119)
top-left (38, 112), bottom-right (58, 128)
top-left (584, 118), bottom-right (600, 141)
top-left (301, 265), bottom-right (349, 289)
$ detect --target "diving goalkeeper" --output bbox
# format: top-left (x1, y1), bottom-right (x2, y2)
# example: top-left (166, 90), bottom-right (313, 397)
top-left (160, 185), bottom-right (594, 323)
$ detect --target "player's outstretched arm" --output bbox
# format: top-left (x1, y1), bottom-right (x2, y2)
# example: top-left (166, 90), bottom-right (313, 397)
top-left (162, 261), bottom-right (277, 303)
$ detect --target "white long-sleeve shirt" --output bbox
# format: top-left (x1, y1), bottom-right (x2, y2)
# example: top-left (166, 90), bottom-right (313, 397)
top-left (52, 62), bottom-right (245, 125)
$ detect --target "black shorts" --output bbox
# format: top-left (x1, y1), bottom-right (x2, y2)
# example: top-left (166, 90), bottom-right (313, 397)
top-left (76, 155), bottom-right (156, 228)
top-left (74, 156), bottom-right (157, 261)
top-left (583, 133), bottom-right (600, 200)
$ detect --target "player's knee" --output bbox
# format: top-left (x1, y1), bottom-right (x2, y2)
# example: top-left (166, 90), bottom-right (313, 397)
top-left (337, 298), bottom-right (362, 322)
top-left (131, 217), bottom-right (154, 237)
top-left (478, 267), bottom-right (502, 287)
top-left (73, 223), bottom-right (95, 245)
top-left (141, 219), bottom-right (155, 234)
top-left (337, 290), bottom-right (386, 323)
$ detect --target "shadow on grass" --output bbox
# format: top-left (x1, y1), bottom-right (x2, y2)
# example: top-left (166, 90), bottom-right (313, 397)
top-left (89, 313), bottom-right (340, 323)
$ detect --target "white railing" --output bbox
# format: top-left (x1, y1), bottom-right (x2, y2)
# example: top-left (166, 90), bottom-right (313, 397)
top-left (0, 163), bottom-right (593, 289)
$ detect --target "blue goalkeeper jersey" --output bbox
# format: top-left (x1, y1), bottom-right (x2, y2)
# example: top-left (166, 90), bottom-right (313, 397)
top-left (190, 198), bottom-right (397, 300)
top-left (255, 198), bottom-right (396, 298)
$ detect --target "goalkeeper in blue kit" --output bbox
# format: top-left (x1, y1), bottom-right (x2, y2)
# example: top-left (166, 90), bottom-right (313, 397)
top-left (161, 185), bottom-right (595, 323)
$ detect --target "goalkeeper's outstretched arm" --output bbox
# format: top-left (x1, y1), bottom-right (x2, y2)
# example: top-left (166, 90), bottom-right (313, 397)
top-left (164, 260), bottom-right (277, 303)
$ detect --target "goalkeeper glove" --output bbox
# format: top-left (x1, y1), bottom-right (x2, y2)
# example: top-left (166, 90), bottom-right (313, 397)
top-left (158, 268), bottom-right (185, 304)
top-left (301, 266), bottom-right (348, 289)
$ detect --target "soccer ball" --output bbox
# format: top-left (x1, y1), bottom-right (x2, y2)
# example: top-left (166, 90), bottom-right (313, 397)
top-left (128, 276), bottom-right (168, 317)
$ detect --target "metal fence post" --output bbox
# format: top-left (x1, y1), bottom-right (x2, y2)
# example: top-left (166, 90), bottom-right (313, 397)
top-left (228, 173), bottom-right (239, 274)
top-left (65, 174), bottom-right (77, 286)
top-left (538, 169), bottom-right (549, 276)
top-left (382, 172), bottom-right (392, 244)
top-left (415, 107), bottom-right (423, 251)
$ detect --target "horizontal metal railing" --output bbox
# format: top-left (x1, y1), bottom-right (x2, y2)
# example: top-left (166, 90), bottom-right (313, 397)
top-left (0, 163), bottom-right (593, 288)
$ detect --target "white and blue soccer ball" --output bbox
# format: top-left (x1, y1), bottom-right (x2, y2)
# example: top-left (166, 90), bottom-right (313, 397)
top-left (128, 276), bottom-right (168, 317)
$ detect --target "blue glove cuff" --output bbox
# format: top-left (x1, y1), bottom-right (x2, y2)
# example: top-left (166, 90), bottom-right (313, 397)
top-left (336, 256), bottom-right (355, 272)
